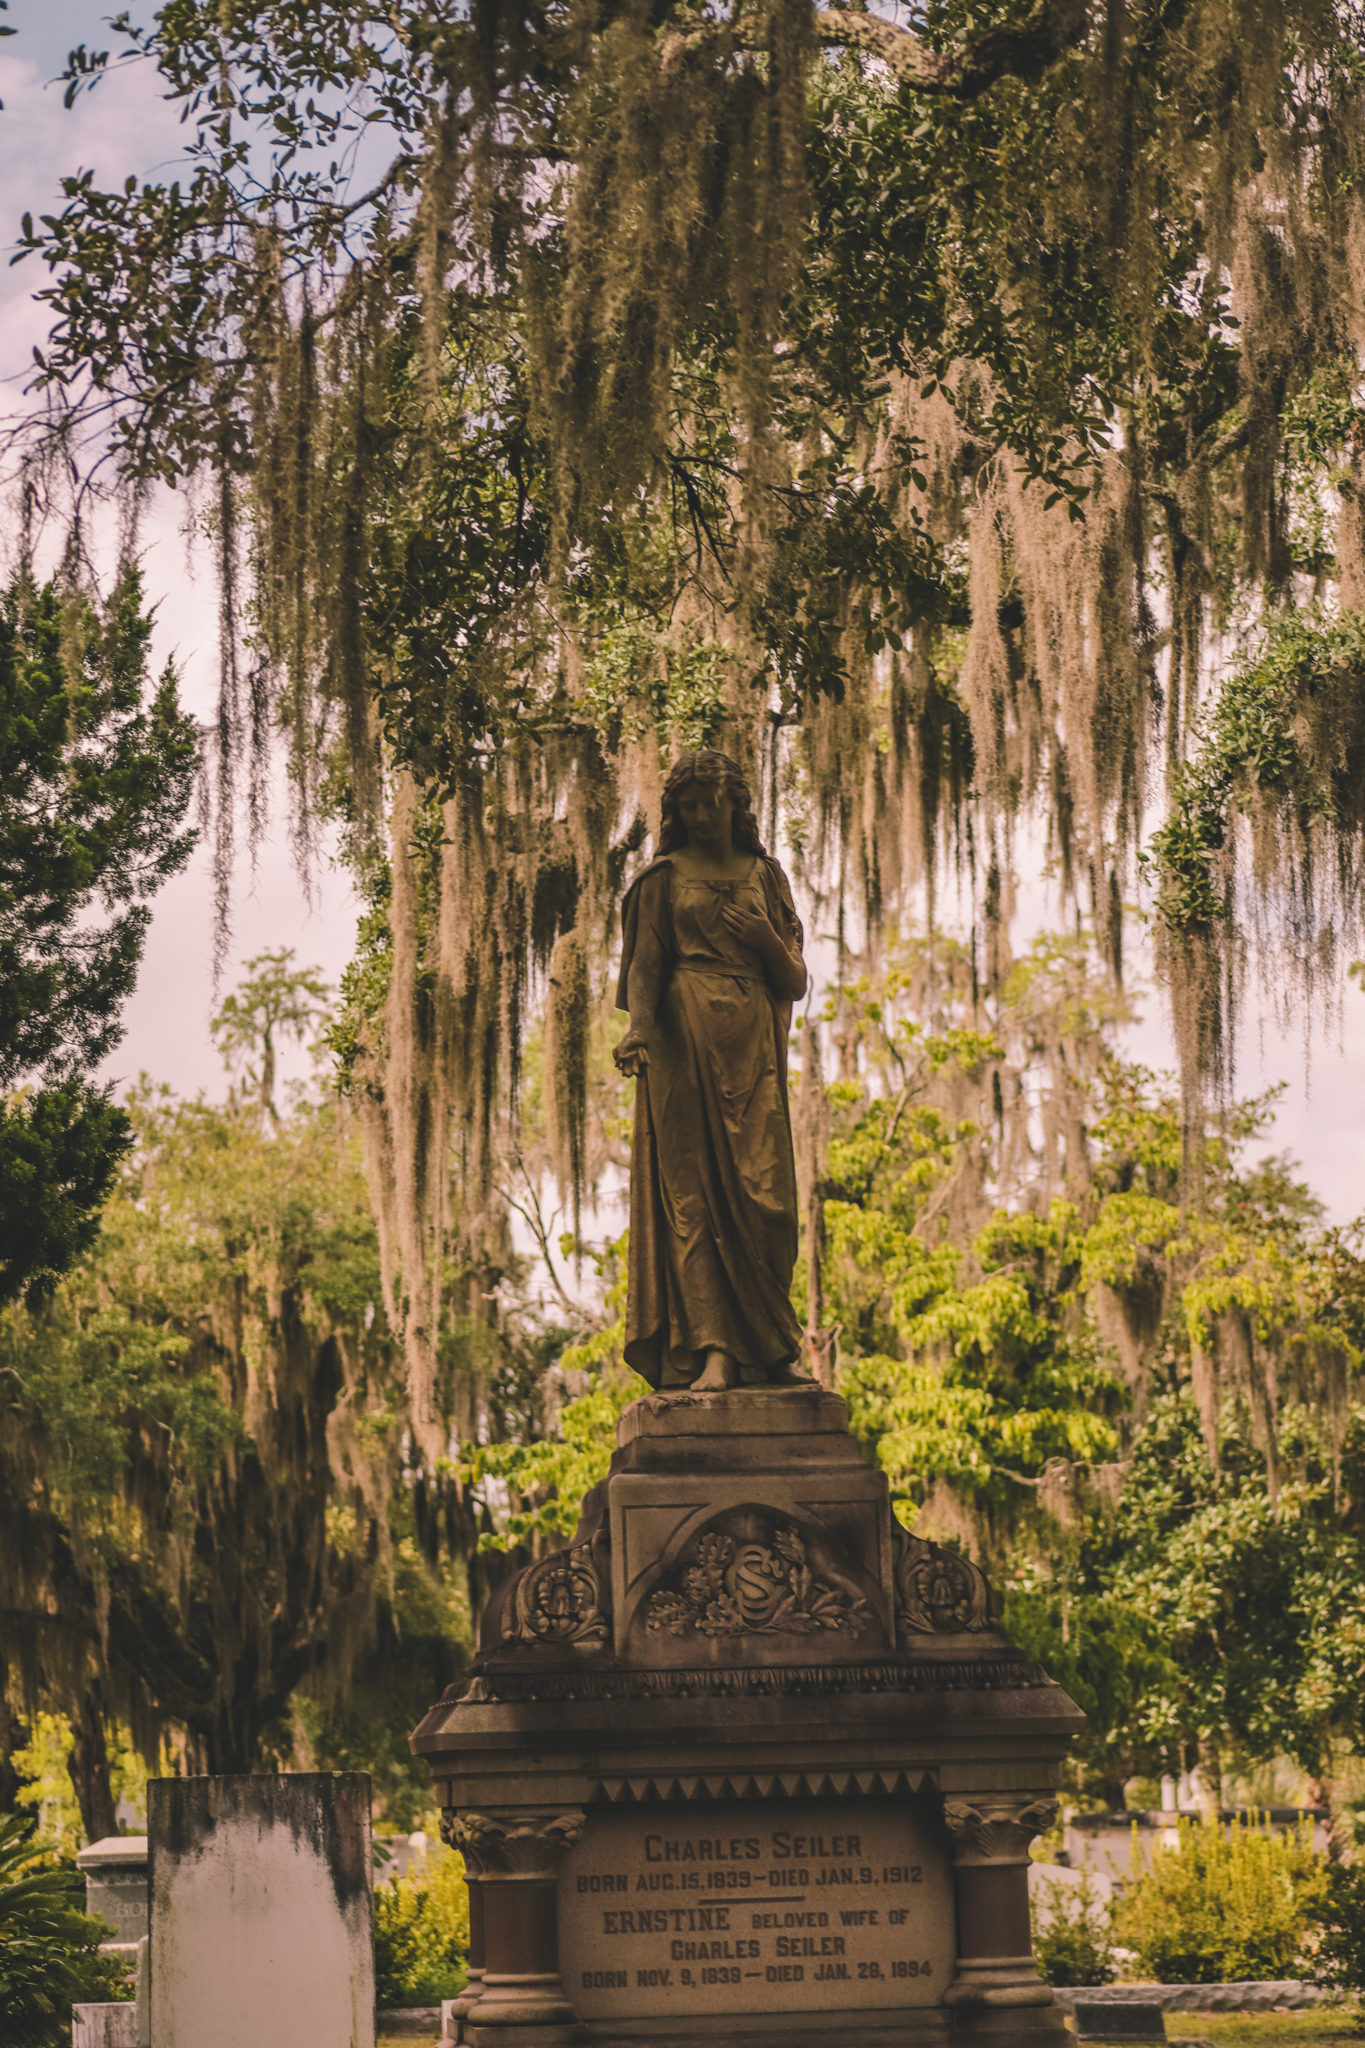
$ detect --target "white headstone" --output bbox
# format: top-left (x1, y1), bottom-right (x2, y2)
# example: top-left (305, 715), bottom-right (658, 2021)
top-left (71, 2005), bottom-right (139, 2048)
top-left (148, 1773), bottom-right (374, 2048)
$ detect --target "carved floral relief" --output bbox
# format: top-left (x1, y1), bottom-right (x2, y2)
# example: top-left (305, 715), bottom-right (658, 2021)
top-left (644, 1512), bottom-right (871, 1639)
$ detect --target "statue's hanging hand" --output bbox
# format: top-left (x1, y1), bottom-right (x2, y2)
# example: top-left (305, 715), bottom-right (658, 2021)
top-left (613, 1025), bottom-right (650, 1078)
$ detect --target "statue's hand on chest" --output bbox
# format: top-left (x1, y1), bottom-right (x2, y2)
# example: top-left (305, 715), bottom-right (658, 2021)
top-left (716, 885), bottom-right (777, 957)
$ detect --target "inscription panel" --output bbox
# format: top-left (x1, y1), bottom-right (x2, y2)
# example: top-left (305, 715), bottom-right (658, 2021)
top-left (559, 1797), bottom-right (953, 2019)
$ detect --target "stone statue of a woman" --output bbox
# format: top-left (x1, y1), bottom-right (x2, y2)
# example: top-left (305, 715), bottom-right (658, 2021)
top-left (613, 749), bottom-right (811, 1392)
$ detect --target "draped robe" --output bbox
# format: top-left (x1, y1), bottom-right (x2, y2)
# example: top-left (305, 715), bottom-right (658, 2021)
top-left (616, 854), bottom-right (805, 1387)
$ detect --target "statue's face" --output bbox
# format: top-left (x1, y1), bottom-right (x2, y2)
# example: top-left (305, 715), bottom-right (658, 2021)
top-left (675, 778), bottom-right (733, 850)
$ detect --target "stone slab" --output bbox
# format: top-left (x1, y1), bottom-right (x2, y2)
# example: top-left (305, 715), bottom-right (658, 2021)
top-left (1052, 1982), bottom-right (1331, 2013)
top-left (1062, 1812), bottom-right (1331, 1883)
top-left (1073, 2001), bottom-right (1166, 2040)
top-left (72, 2005), bottom-right (140, 2048)
top-left (148, 1772), bottom-right (374, 2048)
top-left (560, 1795), bottom-right (953, 2023)
top-left (616, 1387), bottom-right (852, 1449)
top-left (561, 2011), bottom-right (955, 2046)
top-left (78, 1836), bottom-right (151, 1868)
top-left (1029, 1860), bottom-right (1115, 1930)
top-left (375, 1831), bottom-right (431, 1885)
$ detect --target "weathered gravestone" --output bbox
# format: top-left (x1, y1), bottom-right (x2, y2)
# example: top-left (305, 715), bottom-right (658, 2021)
top-left (77, 1837), bottom-right (149, 1945)
top-left (414, 1389), bottom-right (1084, 2047)
top-left (147, 1772), bottom-right (374, 2048)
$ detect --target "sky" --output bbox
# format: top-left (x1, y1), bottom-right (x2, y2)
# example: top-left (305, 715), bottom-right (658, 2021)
top-left (3, 6), bottom-right (1364, 1216)
top-left (1, 8), bottom-right (362, 1103)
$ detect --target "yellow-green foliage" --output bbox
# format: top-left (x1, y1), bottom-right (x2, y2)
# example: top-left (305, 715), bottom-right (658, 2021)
top-left (457, 1243), bottom-right (645, 1550)
top-left (8, 1717), bottom-right (82, 1862)
top-left (1115, 1817), bottom-right (1328, 1984)
top-left (373, 1846), bottom-right (470, 2009)
top-left (1031, 1868), bottom-right (1117, 1988)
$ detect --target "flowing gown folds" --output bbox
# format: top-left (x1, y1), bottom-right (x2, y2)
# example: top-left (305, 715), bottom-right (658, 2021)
top-left (616, 854), bottom-right (805, 1386)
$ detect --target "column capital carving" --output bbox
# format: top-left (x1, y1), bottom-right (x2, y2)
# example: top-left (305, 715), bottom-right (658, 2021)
top-left (446, 1808), bottom-right (586, 1881)
top-left (439, 1810), bottom-right (485, 1876)
top-left (942, 1794), bottom-right (1057, 1866)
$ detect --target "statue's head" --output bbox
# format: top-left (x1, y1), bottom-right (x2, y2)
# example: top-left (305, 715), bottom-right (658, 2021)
top-left (658, 749), bottom-right (764, 856)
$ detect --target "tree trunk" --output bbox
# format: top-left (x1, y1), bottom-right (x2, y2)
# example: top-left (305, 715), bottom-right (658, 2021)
top-left (1195, 1733), bottom-right (1223, 1822)
top-left (0, 1664), bottom-right (22, 1815)
top-left (67, 1688), bottom-right (120, 1844)
top-left (1309, 1740), bottom-right (1353, 1863)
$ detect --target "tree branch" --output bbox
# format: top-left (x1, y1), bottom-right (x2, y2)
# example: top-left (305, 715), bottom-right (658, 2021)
top-left (674, 1), bottom-right (1088, 93)
top-left (677, 0), bottom-right (1074, 97)
top-left (812, 0), bottom-right (1088, 94)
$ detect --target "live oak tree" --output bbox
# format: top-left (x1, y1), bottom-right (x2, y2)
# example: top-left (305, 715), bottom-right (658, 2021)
top-left (14, 0), bottom-right (1365, 1423)
top-left (0, 956), bottom-right (601, 1822)
top-left (0, 975), bottom-right (459, 1828)
top-left (0, 568), bottom-right (196, 1308)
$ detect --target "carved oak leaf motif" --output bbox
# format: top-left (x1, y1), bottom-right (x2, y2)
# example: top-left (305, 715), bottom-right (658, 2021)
top-left (646, 1513), bottom-right (870, 1640)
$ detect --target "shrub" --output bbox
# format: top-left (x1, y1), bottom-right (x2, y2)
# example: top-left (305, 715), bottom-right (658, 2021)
top-left (1312, 1860), bottom-right (1365, 2010)
top-left (1032, 1869), bottom-right (1117, 1987)
top-left (1115, 1815), bottom-right (1328, 1983)
top-left (0, 1814), bottom-right (133, 2048)
top-left (373, 1845), bottom-right (469, 2008)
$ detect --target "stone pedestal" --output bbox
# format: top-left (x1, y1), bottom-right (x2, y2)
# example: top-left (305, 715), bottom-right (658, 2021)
top-left (413, 1389), bottom-right (1082, 2047)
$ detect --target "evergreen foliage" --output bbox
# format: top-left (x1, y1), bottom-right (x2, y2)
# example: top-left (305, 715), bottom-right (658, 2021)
top-left (1314, 1861), bottom-right (1365, 2004)
top-left (0, 569), bottom-right (196, 1304)
top-left (0, 1815), bottom-right (132, 2048)
top-left (211, 948), bottom-right (332, 1125)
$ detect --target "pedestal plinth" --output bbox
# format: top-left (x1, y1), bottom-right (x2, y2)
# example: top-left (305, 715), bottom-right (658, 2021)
top-left (413, 1388), bottom-right (1082, 2048)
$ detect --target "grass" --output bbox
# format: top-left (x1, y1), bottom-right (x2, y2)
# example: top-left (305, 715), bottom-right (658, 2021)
top-left (1167, 2015), bottom-right (1362, 2046)
top-left (382, 2011), bottom-right (1362, 2048)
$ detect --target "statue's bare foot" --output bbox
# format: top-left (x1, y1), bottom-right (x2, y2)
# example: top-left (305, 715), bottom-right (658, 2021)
top-left (768, 1359), bottom-right (816, 1386)
top-left (693, 1350), bottom-right (737, 1392)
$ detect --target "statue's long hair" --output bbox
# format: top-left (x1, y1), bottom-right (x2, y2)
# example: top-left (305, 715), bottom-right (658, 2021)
top-left (657, 749), bottom-right (765, 856)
